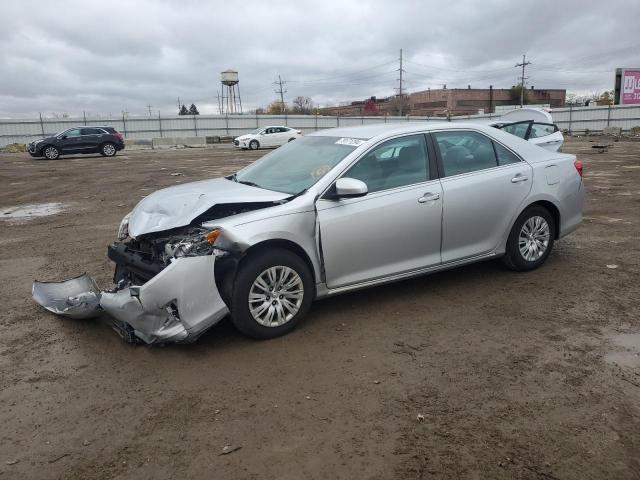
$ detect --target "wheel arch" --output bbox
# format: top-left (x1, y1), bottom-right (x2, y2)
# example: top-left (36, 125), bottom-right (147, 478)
top-left (215, 238), bottom-right (318, 304)
top-left (524, 200), bottom-right (561, 239)
top-left (41, 144), bottom-right (60, 158)
top-left (243, 239), bottom-right (317, 286)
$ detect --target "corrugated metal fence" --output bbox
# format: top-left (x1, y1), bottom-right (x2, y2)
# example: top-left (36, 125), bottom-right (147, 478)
top-left (2, 104), bottom-right (639, 147)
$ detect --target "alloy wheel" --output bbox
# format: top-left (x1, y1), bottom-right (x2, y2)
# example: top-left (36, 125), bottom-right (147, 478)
top-left (248, 266), bottom-right (304, 327)
top-left (103, 144), bottom-right (116, 156)
top-left (44, 147), bottom-right (58, 159)
top-left (518, 216), bottom-right (550, 261)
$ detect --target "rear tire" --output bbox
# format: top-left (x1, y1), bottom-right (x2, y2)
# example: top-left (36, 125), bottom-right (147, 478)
top-left (230, 248), bottom-right (314, 339)
top-left (43, 145), bottom-right (60, 160)
top-left (100, 142), bottom-right (117, 157)
top-left (249, 140), bottom-right (259, 150)
top-left (502, 205), bottom-right (555, 271)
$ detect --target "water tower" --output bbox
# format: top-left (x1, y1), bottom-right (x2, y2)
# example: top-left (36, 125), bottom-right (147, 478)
top-left (220, 69), bottom-right (242, 114)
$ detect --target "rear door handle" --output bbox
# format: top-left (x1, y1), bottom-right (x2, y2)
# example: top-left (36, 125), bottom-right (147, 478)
top-left (511, 174), bottom-right (529, 183)
top-left (418, 192), bottom-right (440, 203)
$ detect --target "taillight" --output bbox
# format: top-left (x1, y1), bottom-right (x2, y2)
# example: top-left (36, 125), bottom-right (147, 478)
top-left (113, 131), bottom-right (123, 140)
top-left (574, 160), bottom-right (583, 177)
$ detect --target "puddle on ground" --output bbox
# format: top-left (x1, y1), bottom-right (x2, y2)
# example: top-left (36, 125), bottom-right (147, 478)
top-left (0, 202), bottom-right (66, 220)
top-left (605, 333), bottom-right (640, 368)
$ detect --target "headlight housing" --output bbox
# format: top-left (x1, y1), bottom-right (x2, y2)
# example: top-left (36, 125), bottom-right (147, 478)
top-left (117, 212), bottom-right (132, 240)
top-left (164, 228), bottom-right (222, 260)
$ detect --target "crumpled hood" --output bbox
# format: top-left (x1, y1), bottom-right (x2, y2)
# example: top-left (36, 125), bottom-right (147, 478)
top-left (128, 177), bottom-right (290, 237)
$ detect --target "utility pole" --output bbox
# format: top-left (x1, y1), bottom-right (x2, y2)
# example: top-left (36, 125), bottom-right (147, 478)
top-left (397, 48), bottom-right (405, 116)
top-left (398, 49), bottom-right (405, 116)
top-left (216, 91), bottom-right (222, 115)
top-left (515, 54), bottom-right (531, 108)
top-left (147, 104), bottom-right (152, 116)
top-left (273, 75), bottom-right (287, 114)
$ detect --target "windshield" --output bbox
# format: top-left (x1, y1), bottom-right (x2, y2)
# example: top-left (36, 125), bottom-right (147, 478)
top-left (235, 136), bottom-right (358, 194)
top-left (249, 128), bottom-right (264, 134)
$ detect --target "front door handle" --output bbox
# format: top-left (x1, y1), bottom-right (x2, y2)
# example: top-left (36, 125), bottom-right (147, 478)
top-left (511, 174), bottom-right (529, 183)
top-left (418, 192), bottom-right (440, 203)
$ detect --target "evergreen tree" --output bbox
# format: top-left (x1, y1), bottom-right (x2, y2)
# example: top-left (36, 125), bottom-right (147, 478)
top-left (179, 104), bottom-right (189, 115)
top-left (188, 104), bottom-right (200, 115)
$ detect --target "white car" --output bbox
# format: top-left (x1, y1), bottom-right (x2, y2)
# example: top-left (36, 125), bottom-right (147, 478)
top-left (489, 108), bottom-right (564, 152)
top-left (234, 126), bottom-right (302, 150)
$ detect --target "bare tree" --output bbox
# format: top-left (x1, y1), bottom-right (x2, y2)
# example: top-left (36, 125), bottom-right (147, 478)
top-left (266, 101), bottom-right (286, 114)
top-left (291, 96), bottom-right (313, 114)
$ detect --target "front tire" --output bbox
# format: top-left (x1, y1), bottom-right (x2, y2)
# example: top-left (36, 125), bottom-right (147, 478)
top-left (249, 140), bottom-right (259, 150)
top-left (502, 205), bottom-right (555, 271)
top-left (230, 248), bottom-right (314, 339)
top-left (100, 142), bottom-right (117, 157)
top-left (43, 145), bottom-right (60, 160)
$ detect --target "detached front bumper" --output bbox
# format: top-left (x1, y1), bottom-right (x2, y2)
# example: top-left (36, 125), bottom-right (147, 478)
top-left (33, 255), bottom-right (229, 344)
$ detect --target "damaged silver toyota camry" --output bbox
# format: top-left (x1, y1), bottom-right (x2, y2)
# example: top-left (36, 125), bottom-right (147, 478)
top-left (33, 122), bottom-right (584, 344)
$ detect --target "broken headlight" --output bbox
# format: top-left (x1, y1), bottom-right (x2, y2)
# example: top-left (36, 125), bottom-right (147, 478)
top-left (117, 212), bottom-right (132, 240)
top-left (163, 228), bottom-right (222, 260)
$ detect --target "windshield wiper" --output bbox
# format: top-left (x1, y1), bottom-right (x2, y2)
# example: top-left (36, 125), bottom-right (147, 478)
top-left (237, 180), bottom-right (262, 188)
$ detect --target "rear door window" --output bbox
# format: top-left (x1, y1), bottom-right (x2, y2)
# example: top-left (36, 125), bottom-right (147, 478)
top-left (493, 142), bottom-right (521, 166)
top-left (529, 123), bottom-right (556, 138)
top-left (499, 121), bottom-right (531, 139)
top-left (81, 128), bottom-right (103, 135)
top-left (433, 131), bottom-right (498, 177)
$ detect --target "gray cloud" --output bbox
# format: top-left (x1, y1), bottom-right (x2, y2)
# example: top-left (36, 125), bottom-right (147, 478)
top-left (1, 0), bottom-right (639, 117)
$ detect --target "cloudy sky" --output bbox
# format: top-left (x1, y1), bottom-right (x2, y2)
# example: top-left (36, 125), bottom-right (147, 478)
top-left (1, 0), bottom-right (639, 118)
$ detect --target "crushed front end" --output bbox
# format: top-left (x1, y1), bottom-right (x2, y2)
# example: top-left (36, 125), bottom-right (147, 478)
top-left (33, 226), bottom-right (231, 345)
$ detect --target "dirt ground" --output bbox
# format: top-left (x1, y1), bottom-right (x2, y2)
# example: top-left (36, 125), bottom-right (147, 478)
top-left (0, 138), bottom-right (639, 480)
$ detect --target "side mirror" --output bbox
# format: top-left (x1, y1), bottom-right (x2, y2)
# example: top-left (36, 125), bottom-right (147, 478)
top-left (58, 135), bottom-right (66, 140)
top-left (334, 177), bottom-right (368, 198)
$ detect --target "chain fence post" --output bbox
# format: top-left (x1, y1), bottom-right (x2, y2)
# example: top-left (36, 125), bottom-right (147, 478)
top-left (568, 104), bottom-right (573, 135)
top-left (158, 110), bottom-right (163, 138)
top-left (83, 111), bottom-right (87, 126)
top-left (225, 113), bottom-right (229, 136)
top-left (39, 112), bottom-right (45, 138)
top-left (122, 112), bottom-right (127, 138)
top-left (193, 114), bottom-right (198, 136)
top-left (315, 110), bottom-right (318, 131)
top-left (607, 103), bottom-right (611, 127)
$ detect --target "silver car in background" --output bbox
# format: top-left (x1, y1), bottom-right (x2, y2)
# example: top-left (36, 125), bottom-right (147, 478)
top-left (34, 122), bottom-right (584, 344)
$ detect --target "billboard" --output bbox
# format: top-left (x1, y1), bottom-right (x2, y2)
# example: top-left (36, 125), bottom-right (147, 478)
top-left (622, 70), bottom-right (640, 104)
top-left (615, 68), bottom-right (640, 105)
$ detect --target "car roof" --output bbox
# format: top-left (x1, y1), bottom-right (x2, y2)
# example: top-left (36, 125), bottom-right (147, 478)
top-left (308, 121), bottom-right (490, 140)
top-left (64, 126), bottom-right (114, 130)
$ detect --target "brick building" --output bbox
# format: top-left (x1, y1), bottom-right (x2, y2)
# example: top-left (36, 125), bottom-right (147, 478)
top-left (321, 86), bottom-right (566, 117)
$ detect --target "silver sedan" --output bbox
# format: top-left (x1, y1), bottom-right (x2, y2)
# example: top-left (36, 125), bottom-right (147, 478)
top-left (34, 122), bottom-right (584, 344)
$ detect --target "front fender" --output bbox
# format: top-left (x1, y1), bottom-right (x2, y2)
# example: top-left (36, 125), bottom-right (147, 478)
top-left (211, 211), bottom-right (322, 283)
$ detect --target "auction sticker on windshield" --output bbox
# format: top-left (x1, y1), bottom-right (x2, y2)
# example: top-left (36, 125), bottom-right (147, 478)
top-left (335, 138), bottom-right (365, 147)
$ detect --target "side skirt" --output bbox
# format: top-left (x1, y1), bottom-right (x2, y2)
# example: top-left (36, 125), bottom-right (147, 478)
top-left (316, 251), bottom-right (499, 298)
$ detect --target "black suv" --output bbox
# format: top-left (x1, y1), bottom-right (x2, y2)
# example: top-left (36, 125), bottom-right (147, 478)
top-left (27, 126), bottom-right (125, 160)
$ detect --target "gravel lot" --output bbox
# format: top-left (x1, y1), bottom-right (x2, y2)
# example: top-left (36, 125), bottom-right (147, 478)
top-left (1, 138), bottom-right (639, 479)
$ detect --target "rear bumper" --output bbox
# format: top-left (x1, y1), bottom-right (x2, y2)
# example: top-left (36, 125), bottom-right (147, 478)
top-left (32, 255), bottom-right (229, 344)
